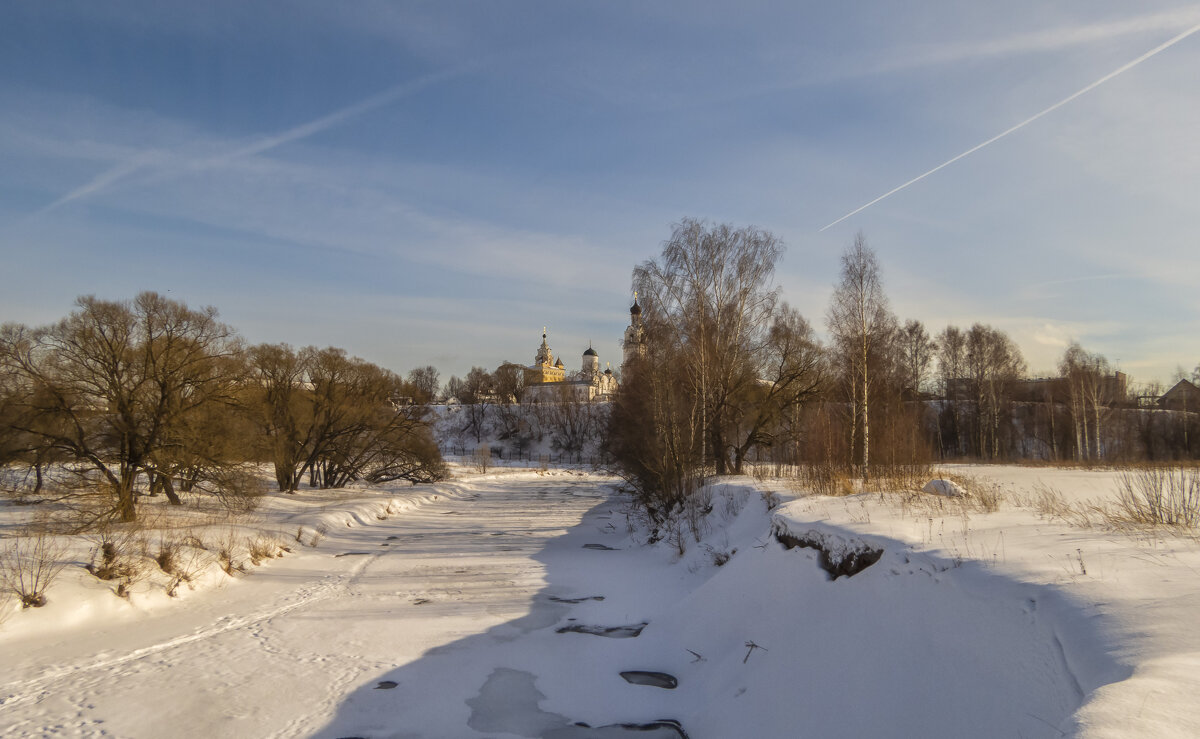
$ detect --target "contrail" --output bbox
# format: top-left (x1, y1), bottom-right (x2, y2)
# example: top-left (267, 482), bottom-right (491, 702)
top-left (31, 151), bottom-right (164, 217)
top-left (32, 67), bottom-right (467, 218)
top-left (819, 22), bottom-right (1200, 232)
top-left (205, 67), bottom-right (465, 166)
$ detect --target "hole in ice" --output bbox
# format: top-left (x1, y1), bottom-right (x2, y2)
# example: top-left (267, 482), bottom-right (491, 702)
top-left (549, 720), bottom-right (689, 738)
top-left (374, 680), bottom-right (398, 690)
top-left (619, 671), bottom-right (677, 689)
top-left (583, 543), bottom-right (619, 551)
top-left (467, 669), bottom-right (688, 738)
top-left (547, 595), bottom-right (606, 604)
top-left (557, 623), bottom-right (646, 638)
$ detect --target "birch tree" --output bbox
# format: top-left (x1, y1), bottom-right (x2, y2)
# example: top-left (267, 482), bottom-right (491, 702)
top-left (827, 233), bottom-right (895, 482)
top-left (1059, 342), bottom-right (1112, 462)
top-left (633, 219), bottom-right (783, 474)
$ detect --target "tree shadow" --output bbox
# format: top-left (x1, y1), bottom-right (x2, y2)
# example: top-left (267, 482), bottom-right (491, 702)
top-left (312, 486), bottom-right (688, 739)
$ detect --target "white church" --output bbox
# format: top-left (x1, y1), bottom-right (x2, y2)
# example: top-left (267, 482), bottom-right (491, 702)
top-left (521, 296), bottom-right (645, 403)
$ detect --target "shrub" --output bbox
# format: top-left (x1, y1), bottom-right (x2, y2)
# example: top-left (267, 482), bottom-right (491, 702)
top-left (164, 540), bottom-right (214, 597)
top-left (473, 446), bottom-right (491, 473)
top-left (85, 526), bottom-right (146, 582)
top-left (155, 534), bottom-right (182, 575)
top-left (0, 527), bottom-right (69, 608)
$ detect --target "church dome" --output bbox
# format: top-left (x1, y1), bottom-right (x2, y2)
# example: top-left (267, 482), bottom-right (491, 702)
top-left (583, 347), bottom-right (598, 357)
top-left (630, 300), bottom-right (641, 316)
top-left (555, 358), bottom-right (564, 368)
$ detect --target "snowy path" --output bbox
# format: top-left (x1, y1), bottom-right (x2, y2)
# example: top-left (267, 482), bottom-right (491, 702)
top-left (0, 473), bottom-right (664, 738)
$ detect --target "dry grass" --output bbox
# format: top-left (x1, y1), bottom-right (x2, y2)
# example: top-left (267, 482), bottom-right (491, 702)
top-left (215, 528), bottom-right (245, 576)
top-left (936, 472), bottom-right (1004, 513)
top-left (312, 522), bottom-right (329, 547)
top-left (247, 533), bottom-right (288, 565)
top-left (867, 462), bottom-right (935, 494)
top-left (786, 463), bottom-right (855, 497)
top-left (1112, 467), bottom-right (1200, 527)
top-left (1014, 468), bottom-right (1200, 533)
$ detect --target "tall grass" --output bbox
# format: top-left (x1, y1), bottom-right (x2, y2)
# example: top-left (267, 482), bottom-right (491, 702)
top-left (1114, 467), bottom-right (1200, 527)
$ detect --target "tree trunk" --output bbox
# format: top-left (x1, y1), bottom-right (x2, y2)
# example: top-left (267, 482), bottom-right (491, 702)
top-left (117, 468), bottom-right (138, 522)
top-left (161, 474), bottom-right (182, 505)
top-left (860, 363), bottom-right (870, 483)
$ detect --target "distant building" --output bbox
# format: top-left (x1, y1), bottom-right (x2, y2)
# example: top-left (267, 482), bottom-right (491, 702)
top-left (522, 328), bottom-right (618, 403)
top-left (524, 329), bottom-right (566, 386)
top-left (949, 372), bottom-right (1128, 406)
top-left (622, 293), bottom-right (646, 368)
top-left (1159, 379), bottom-right (1200, 412)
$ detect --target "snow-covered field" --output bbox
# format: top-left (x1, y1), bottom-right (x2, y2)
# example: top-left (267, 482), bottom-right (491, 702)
top-left (2, 464), bottom-right (1198, 737)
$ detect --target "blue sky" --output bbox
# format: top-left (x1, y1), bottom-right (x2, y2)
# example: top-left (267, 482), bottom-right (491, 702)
top-left (2, 2), bottom-right (1199, 387)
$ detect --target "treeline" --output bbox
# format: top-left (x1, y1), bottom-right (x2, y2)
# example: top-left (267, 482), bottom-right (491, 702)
top-left (605, 220), bottom-right (1200, 531)
top-left (0, 292), bottom-right (445, 522)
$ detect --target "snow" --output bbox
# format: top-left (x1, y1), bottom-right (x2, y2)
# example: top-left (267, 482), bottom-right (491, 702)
top-left (922, 478), bottom-right (966, 497)
top-left (2, 464), bottom-right (1200, 737)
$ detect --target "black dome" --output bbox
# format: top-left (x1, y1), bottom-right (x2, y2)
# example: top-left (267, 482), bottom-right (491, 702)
top-left (630, 300), bottom-right (642, 315)
top-left (583, 347), bottom-right (598, 357)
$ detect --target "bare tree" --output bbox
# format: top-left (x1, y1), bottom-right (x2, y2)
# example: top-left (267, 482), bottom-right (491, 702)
top-left (443, 375), bottom-right (465, 403)
top-left (544, 385), bottom-right (598, 457)
top-left (727, 305), bottom-right (826, 471)
top-left (458, 366), bottom-right (494, 444)
top-left (606, 315), bottom-right (703, 533)
top-left (248, 345), bottom-right (445, 490)
top-left (1059, 342), bottom-right (1113, 462)
top-left (934, 325), bottom-right (967, 456)
top-left (407, 365), bottom-right (440, 404)
top-left (491, 361), bottom-right (526, 404)
top-left (826, 233), bottom-right (896, 482)
top-left (633, 218), bottom-right (784, 474)
top-left (491, 361), bottom-right (534, 452)
top-left (964, 324), bottom-right (1025, 459)
top-left (898, 319), bottom-right (935, 397)
top-left (0, 293), bottom-right (242, 521)
top-left (609, 219), bottom-right (830, 543)
top-left (246, 343), bottom-right (314, 492)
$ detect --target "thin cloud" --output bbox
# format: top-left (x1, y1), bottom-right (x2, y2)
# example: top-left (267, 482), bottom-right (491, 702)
top-left (30, 66), bottom-right (470, 218)
top-left (1022, 273), bottom-right (1126, 293)
top-left (819, 22), bottom-right (1200, 232)
top-left (883, 8), bottom-right (1200, 72)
